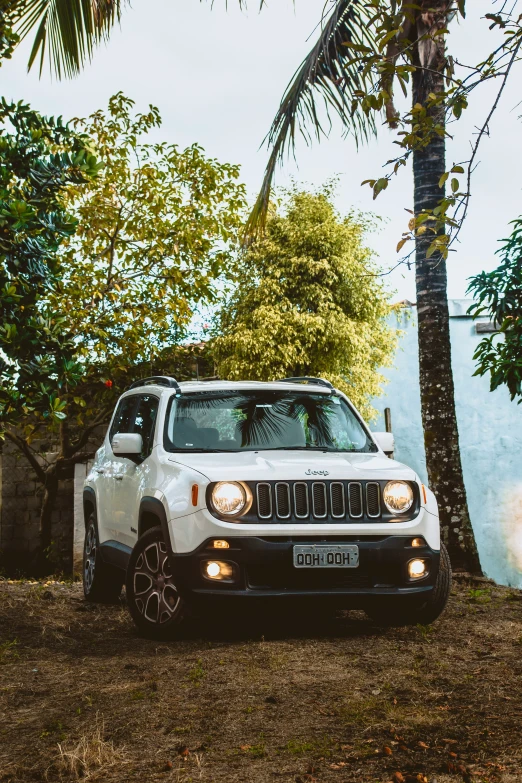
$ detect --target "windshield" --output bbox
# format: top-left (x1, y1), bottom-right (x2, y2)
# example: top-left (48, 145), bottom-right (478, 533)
top-left (163, 391), bottom-right (376, 453)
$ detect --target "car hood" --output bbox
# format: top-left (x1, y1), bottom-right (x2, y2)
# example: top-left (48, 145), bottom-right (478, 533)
top-left (167, 450), bottom-right (417, 483)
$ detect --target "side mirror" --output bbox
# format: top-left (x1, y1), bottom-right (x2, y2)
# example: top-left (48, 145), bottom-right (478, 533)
top-left (112, 432), bottom-right (142, 459)
top-left (373, 431), bottom-right (394, 456)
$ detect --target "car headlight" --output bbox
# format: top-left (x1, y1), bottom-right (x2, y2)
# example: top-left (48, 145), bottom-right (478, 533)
top-left (383, 481), bottom-right (414, 514)
top-left (210, 481), bottom-right (251, 518)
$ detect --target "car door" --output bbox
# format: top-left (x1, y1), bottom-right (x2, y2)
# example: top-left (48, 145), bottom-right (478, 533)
top-left (111, 394), bottom-right (160, 548)
top-left (97, 395), bottom-right (139, 540)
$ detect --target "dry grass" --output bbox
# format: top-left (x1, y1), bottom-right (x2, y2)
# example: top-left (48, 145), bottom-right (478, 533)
top-left (55, 716), bottom-right (126, 780)
top-left (0, 576), bottom-right (521, 783)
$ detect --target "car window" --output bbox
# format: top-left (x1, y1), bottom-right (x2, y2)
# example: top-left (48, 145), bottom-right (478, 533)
top-left (164, 391), bottom-right (376, 453)
top-left (110, 396), bottom-right (138, 442)
top-left (133, 395), bottom-right (159, 459)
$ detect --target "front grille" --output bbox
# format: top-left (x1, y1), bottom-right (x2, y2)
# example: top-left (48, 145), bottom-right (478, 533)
top-left (257, 483), bottom-right (272, 519)
top-left (294, 482), bottom-right (309, 518)
top-left (366, 482), bottom-right (381, 518)
top-left (312, 482), bottom-right (327, 518)
top-left (275, 483), bottom-right (291, 518)
top-left (330, 482), bottom-right (345, 518)
top-left (348, 482), bottom-right (363, 518)
top-left (250, 480), bottom-right (387, 522)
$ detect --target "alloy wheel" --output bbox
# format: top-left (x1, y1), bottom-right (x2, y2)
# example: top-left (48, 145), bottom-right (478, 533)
top-left (84, 524), bottom-right (97, 592)
top-left (133, 541), bottom-right (180, 624)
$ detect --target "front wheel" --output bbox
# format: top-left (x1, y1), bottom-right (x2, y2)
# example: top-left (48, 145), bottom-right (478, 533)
top-left (126, 526), bottom-right (186, 638)
top-left (366, 543), bottom-right (452, 627)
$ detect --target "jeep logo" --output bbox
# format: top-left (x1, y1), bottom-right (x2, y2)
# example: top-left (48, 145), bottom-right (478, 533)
top-left (305, 469), bottom-right (330, 476)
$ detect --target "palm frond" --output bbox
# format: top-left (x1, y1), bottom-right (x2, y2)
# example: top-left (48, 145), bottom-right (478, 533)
top-left (245, 0), bottom-right (378, 239)
top-left (13, 0), bottom-right (125, 78)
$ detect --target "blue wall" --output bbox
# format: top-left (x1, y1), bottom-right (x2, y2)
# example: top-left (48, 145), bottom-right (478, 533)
top-left (371, 300), bottom-right (522, 588)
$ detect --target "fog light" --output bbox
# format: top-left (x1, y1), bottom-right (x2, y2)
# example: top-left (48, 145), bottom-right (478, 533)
top-left (408, 559), bottom-right (428, 579)
top-left (411, 537), bottom-right (425, 548)
top-left (206, 561), bottom-right (221, 578)
top-left (212, 540), bottom-right (230, 549)
top-left (202, 560), bottom-right (236, 582)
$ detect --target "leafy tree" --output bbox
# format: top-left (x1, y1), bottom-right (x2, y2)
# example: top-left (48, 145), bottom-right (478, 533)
top-left (0, 99), bottom-right (101, 566)
top-left (468, 218), bottom-right (522, 402)
top-left (212, 188), bottom-right (397, 421)
top-left (1, 94), bottom-right (245, 571)
top-left (54, 92), bottom-right (246, 369)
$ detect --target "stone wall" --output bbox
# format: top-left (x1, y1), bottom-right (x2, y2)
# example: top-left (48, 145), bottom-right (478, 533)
top-left (0, 438), bottom-right (74, 573)
top-left (0, 427), bottom-right (105, 575)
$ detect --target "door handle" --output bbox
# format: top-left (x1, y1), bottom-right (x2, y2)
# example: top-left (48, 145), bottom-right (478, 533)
top-left (114, 474), bottom-right (124, 481)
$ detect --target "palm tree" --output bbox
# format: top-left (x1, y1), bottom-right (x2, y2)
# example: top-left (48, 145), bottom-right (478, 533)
top-left (1, 0), bottom-right (125, 78)
top-left (247, 0), bottom-right (481, 572)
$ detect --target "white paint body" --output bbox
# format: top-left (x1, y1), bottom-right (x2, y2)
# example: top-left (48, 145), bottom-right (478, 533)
top-left (85, 381), bottom-right (440, 553)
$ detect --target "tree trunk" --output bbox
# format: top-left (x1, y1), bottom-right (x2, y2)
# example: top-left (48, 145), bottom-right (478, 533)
top-left (35, 470), bottom-right (59, 574)
top-left (412, 2), bottom-right (482, 573)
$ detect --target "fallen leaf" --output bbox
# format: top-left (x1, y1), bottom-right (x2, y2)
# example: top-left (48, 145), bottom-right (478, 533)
top-left (399, 745), bottom-right (409, 752)
top-left (384, 746), bottom-right (393, 755)
top-left (392, 773), bottom-right (405, 783)
top-left (449, 751), bottom-right (458, 758)
top-left (418, 741), bottom-right (429, 749)
top-left (240, 744), bottom-right (251, 751)
top-left (164, 760), bottom-right (173, 771)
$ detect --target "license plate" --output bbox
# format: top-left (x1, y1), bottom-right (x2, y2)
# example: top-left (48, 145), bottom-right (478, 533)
top-left (293, 544), bottom-right (359, 569)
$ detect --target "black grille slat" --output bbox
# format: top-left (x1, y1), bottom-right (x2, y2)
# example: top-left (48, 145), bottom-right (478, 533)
top-left (366, 482), bottom-right (381, 518)
top-left (348, 482), bottom-right (363, 518)
top-left (256, 483), bottom-right (272, 519)
top-left (293, 482), bottom-right (309, 518)
top-left (312, 482), bottom-right (327, 518)
top-left (330, 482), bottom-right (345, 518)
top-left (275, 483), bottom-right (291, 519)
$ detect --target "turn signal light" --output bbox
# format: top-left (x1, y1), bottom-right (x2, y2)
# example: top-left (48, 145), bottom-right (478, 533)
top-left (212, 540), bottom-right (230, 549)
top-left (191, 484), bottom-right (199, 506)
top-left (411, 537), bottom-right (425, 548)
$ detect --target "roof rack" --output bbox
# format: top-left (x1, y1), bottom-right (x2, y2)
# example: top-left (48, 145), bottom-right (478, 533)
top-left (279, 376), bottom-right (334, 390)
top-left (128, 376), bottom-right (182, 394)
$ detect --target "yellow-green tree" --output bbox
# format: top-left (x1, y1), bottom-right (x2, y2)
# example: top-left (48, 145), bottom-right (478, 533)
top-left (54, 92), bottom-right (246, 368)
top-left (212, 189), bottom-right (397, 421)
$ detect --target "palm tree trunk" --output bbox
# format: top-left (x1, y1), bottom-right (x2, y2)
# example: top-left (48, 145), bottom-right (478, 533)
top-left (412, 2), bottom-right (481, 573)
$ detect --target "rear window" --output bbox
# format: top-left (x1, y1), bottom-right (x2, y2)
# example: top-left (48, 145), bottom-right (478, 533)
top-left (163, 391), bottom-right (375, 453)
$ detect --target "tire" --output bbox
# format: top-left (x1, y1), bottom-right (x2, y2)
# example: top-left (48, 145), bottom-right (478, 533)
top-left (366, 543), bottom-right (452, 627)
top-left (83, 514), bottom-right (124, 603)
top-left (125, 526), bottom-right (186, 639)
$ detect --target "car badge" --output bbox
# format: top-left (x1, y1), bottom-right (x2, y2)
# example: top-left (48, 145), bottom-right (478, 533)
top-left (305, 469), bottom-right (329, 476)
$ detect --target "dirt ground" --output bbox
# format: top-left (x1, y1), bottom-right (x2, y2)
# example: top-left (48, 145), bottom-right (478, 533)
top-left (0, 576), bottom-right (521, 783)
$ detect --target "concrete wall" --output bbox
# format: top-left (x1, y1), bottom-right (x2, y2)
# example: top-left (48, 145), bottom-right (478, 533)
top-left (371, 300), bottom-right (522, 588)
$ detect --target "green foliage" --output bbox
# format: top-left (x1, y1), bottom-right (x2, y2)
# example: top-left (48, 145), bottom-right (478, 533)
top-left (212, 188), bottom-right (398, 421)
top-left (468, 217), bottom-right (522, 402)
top-left (55, 92), bottom-right (246, 374)
top-left (9, 0), bottom-right (126, 78)
top-left (0, 98), bottom-right (101, 433)
top-left (0, 1), bottom-right (19, 63)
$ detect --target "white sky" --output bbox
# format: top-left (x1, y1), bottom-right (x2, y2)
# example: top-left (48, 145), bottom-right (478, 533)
top-left (2, 0), bottom-right (521, 302)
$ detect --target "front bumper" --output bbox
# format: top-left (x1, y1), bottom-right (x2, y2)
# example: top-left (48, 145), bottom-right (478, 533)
top-left (170, 535), bottom-right (439, 605)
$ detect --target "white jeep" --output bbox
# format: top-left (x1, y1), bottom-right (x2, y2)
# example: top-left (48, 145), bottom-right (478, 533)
top-left (83, 376), bottom-right (451, 637)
